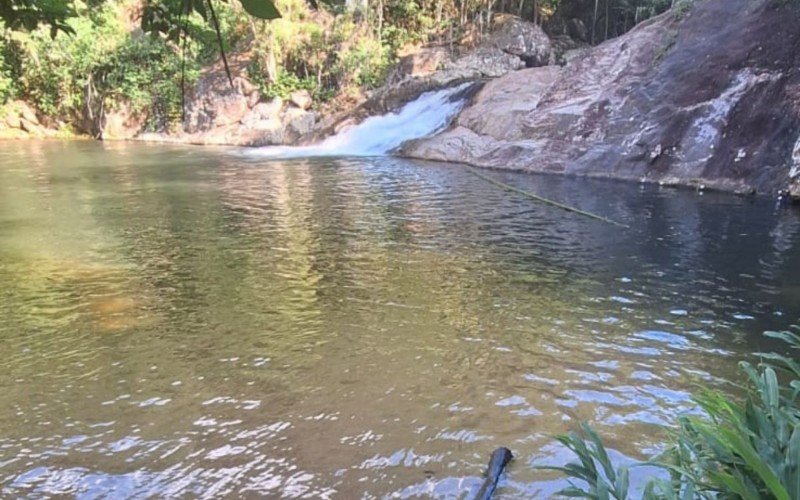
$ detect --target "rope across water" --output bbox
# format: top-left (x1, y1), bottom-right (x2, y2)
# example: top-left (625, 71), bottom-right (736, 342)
top-left (464, 165), bottom-right (629, 228)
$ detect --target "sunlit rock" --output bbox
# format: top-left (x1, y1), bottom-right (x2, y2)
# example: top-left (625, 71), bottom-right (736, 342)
top-left (289, 90), bottom-right (313, 111)
top-left (403, 0), bottom-right (800, 195)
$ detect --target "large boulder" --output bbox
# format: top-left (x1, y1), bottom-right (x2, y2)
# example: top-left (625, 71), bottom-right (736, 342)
top-left (486, 14), bottom-right (552, 67)
top-left (447, 47), bottom-right (525, 77)
top-left (440, 15), bottom-right (552, 77)
top-left (403, 0), bottom-right (800, 196)
top-left (172, 61), bottom-right (320, 146)
top-left (183, 67), bottom-right (259, 133)
top-left (283, 107), bottom-right (316, 142)
top-left (4, 113), bottom-right (21, 130)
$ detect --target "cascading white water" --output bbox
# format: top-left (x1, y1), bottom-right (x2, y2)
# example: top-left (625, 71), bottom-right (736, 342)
top-left (247, 83), bottom-right (473, 158)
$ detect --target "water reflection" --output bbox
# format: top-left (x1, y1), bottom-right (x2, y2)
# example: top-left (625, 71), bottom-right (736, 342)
top-left (1, 141), bottom-right (799, 497)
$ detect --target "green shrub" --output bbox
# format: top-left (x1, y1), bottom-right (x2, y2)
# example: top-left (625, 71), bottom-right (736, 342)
top-left (339, 37), bottom-right (390, 88)
top-left (0, 53), bottom-right (14, 104)
top-left (542, 327), bottom-right (800, 499)
top-left (5, 1), bottom-right (208, 131)
top-left (672, 0), bottom-right (695, 19)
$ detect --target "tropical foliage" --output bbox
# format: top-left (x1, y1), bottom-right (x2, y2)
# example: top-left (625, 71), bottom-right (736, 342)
top-left (543, 327), bottom-right (800, 499)
top-left (0, 0), bottom-right (681, 133)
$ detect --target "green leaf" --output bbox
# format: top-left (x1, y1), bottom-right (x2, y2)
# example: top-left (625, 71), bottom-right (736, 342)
top-left (557, 486), bottom-right (594, 497)
top-left (786, 426), bottom-right (800, 500)
top-left (718, 426), bottom-right (790, 500)
top-left (238, 0), bottom-right (281, 19)
top-left (764, 330), bottom-right (800, 348)
top-left (584, 423), bottom-right (616, 484)
top-left (615, 466), bottom-right (629, 499)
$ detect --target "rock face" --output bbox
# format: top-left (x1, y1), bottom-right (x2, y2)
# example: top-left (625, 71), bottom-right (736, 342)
top-left (178, 70), bottom-right (317, 146)
top-left (0, 101), bottom-right (56, 139)
top-left (101, 101), bottom-right (148, 140)
top-left (402, 0), bottom-right (800, 196)
top-left (791, 136), bottom-right (800, 198)
top-left (136, 15), bottom-right (547, 148)
top-left (305, 15), bottom-right (550, 145)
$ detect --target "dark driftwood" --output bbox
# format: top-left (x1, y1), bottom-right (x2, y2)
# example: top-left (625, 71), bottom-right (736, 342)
top-left (473, 447), bottom-right (513, 500)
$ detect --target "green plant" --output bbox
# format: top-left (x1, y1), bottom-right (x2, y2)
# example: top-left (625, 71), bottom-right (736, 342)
top-left (258, 69), bottom-right (318, 100)
top-left (0, 0), bottom-right (80, 37)
top-left (540, 423), bottom-right (631, 499)
top-left (672, 0), bottom-right (694, 19)
top-left (543, 327), bottom-right (800, 499)
top-left (339, 37), bottom-right (390, 88)
top-left (5, 1), bottom-right (204, 131)
top-left (103, 35), bottom-right (200, 127)
top-left (0, 51), bottom-right (14, 104)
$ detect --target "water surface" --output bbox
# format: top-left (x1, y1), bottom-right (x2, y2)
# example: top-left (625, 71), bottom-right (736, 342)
top-left (1, 141), bottom-right (799, 498)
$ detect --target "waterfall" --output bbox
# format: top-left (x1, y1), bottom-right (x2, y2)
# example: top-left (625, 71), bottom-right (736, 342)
top-left (249, 83), bottom-right (473, 158)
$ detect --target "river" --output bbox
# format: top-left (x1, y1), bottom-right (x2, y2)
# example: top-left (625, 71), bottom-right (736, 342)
top-left (1, 140), bottom-right (799, 497)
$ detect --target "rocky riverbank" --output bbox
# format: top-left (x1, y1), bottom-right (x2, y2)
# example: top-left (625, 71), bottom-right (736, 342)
top-left (3, 0), bottom-right (799, 199)
top-left (400, 0), bottom-right (800, 198)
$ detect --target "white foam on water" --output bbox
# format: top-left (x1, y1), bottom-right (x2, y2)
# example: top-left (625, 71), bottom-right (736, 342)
top-left (245, 83), bottom-right (472, 158)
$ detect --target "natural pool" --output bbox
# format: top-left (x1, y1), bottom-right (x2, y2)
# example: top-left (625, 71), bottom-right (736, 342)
top-left (1, 140), bottom-right (799, 497)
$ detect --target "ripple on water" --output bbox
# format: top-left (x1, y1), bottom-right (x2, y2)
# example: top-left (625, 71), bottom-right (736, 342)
top-left (1, 144), bottom-right (799, 497)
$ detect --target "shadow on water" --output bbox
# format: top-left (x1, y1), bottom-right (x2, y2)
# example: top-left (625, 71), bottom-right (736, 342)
top-left (1, 140), bottom-right (800, 497)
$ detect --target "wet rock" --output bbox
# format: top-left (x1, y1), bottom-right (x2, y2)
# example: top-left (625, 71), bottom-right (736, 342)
top-left (289, 90), bottom-right (313, 110)
top-left (403, 0), bottom-right (800, 196)
top-left (790, 136), bottom-right (800, 199)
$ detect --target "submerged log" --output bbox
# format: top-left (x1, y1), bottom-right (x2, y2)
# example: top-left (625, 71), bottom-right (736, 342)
top-left (473, 447), bottom-right (513, 500)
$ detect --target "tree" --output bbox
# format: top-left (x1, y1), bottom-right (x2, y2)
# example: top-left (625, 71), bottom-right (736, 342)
top-left (140, 0), bottom-right (283, 112)
top-left (0, 0), bottom-right (80, 37)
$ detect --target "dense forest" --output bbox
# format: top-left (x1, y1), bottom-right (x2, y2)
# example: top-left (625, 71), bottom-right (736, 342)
top-left (0, 0), bottom-right (676, 133)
